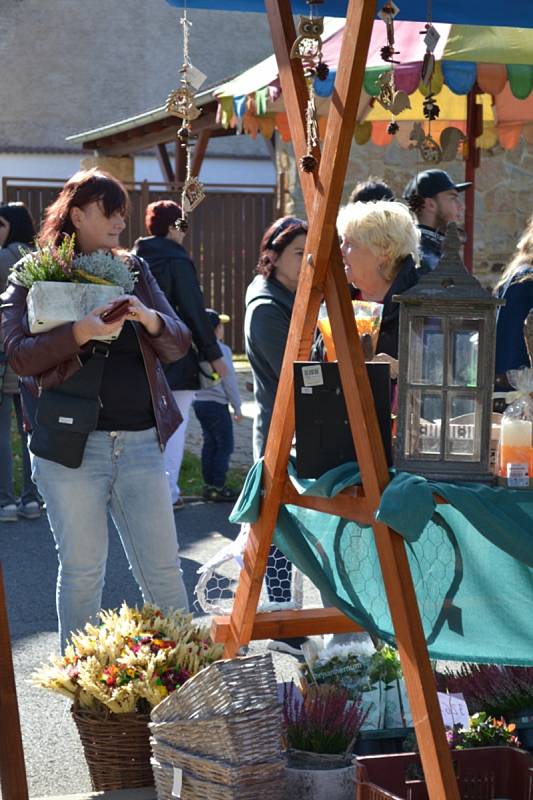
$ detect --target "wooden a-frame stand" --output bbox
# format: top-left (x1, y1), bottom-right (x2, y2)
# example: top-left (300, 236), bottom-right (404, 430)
top-left (211, 2), bottom-right (460, 798)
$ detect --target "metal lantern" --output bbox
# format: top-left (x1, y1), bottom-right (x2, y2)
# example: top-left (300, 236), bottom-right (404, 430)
top-left (394, 223), bottom-right (503, 482)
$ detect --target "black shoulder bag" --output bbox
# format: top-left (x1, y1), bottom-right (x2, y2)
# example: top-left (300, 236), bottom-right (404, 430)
top-left (30, 343), bottom-right (109, 469)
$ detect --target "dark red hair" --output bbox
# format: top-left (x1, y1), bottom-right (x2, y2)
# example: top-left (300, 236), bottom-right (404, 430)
top-left (38, 168), bottom-right (129, 248)
top-left (257, 216), bottom-right (308, 278)
top-left (145, 200), bottom-right (183, 237)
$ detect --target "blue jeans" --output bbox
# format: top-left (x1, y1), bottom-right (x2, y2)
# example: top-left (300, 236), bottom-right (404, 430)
top-left (31, 427), bottom-right (189, 651)
top-left (193, 401), bottom-right (233, 487)
top-left (0, 392), bottom-right (39, 506)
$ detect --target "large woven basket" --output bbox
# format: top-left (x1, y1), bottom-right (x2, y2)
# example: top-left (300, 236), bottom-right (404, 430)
top-left (151, 757), bottom-right (286, 800)
top-left (150, 704), bottom-right (282, 764)
top-left (72, 705), bottom-right (153, 791)
top-left (151, 654), bottom-right (277, 722)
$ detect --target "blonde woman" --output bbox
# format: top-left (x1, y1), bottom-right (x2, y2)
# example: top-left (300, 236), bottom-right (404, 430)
top-left (337, 200), bottom-right (420, 377)
top-left (494, 214), bottom-right (533, 376)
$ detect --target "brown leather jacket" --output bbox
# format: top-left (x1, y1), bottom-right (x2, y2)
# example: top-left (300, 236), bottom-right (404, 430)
top-left (0, 256), bottom-right (192, 448)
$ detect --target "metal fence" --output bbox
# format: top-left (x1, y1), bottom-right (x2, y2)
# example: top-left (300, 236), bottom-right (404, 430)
top-left (2, 177), bottom-right (275, 353)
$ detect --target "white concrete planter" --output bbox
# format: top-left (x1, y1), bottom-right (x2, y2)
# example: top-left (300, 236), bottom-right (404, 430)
top-left (27, 281), bottom-right (123, 339)
top-left (284, 750), bottom-right (355, 800)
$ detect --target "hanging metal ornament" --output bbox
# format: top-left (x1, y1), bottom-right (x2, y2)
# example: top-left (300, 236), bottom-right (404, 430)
top-left (290, 1), bottom-right (325, 174)
top-left (377, 2), bottom-right (410, 138)
top-left (166, 8), bottom-right (206, 230)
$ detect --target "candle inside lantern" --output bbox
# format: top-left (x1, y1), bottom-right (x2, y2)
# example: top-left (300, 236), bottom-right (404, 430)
top-left (500, 417), bottom-right (533, 477)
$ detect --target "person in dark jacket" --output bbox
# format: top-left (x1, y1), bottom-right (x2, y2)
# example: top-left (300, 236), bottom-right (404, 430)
top-left (244, 216), bottom-right (308, 657)
top-left (337, 199), bottom-right (421, 376)
top-left (133, 201), bottom-right (226, 510)
top-left (0, 202), bottom-right (41, 522)
top-left (403, 169), bottom-right (470, 274)
top-left (1, 170), bottom-right (191, 650)
top-left (494, 213), bottom-right (533, 378)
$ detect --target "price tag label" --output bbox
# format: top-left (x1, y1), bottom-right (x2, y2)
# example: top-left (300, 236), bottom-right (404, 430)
top-left (507, 462), bottom-right (529, 488)
top-left (172, 767), bottom-right (183, 798)
top-left (437, 692), bottom-right (470, 730)
top-left (301, 364), bottom-right (324, 387)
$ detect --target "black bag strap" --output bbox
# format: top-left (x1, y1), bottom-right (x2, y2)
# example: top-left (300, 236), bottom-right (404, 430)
top-left (45, 342), bottom-right (110, 401)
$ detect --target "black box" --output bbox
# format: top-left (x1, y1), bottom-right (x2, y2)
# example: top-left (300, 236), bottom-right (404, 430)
top-left (294, 361), bottom-right (392, 478)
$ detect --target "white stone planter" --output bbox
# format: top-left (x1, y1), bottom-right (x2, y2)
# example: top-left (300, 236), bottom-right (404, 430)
top-left (27, 281), bottom-right (123, 340)
top-left (284, 750), bottom-right (355, 800)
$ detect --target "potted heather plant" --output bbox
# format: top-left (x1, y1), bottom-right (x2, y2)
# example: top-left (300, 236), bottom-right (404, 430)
top-left (10, 234), bottom-right (136, 336)
top-left (283, 683), bottom-right (368, 800)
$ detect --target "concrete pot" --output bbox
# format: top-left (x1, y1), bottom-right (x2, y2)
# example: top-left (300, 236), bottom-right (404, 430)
top-left (285, 750), bottom-right (354, 800)
top-left (27, 281), bottom-right (123, 339)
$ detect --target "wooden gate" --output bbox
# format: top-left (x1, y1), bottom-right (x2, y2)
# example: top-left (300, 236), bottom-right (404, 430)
top-left (2, 177), bottom-right (275, 353)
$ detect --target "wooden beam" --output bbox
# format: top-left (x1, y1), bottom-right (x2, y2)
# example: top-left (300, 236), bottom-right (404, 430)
top-left (0, 564), bottom-right (29, 800)
top-left (191, 129), bottom-right (211, 178)
top-left (156, 143), bottom-right (174, 183)
top-left (175, 141), bottom-right (187, 186)
top-left (212, 608), bottom-right (363, 643)
top-left (282, 479), bottom-right (372, 524)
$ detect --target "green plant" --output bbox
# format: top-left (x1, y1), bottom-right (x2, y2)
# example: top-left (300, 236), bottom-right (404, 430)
top-left (368, 644), bottom-right (402, 686)
top-left (32, 603), bottom-right (223, 715)
top-left (10, 234), bottom-right (136, 291)
top-left (447, 712), bottom-right (520, 749)
top-left (283, 683), bottom-right (368, 755)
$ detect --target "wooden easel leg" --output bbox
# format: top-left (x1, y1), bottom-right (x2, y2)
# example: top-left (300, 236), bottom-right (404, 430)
top-left (0, 564), bottom-right (29, 800)
top-left (225, 4), bottom-right (459, 796)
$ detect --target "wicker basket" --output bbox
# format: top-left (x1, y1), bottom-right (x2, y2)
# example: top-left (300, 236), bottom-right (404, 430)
top-left (150, 704), bottom-right (282, 764)
top-left (72, 705), bottom-right (153, 791)
top-left (151, 757), bottom-right (286, 800)
top-left (151, 737), bottom-right (284, 786)
top-left (151, 654), bottom-right (277, 723)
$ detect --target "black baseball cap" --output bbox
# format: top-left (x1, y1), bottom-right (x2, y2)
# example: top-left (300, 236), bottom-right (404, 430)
top-left (404, 169), bottom-right (471, 201)
top-left (205, 308), bottom-right (230, 328)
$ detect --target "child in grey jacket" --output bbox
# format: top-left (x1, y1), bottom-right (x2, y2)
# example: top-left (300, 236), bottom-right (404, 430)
top-left (193, 310), bottom-right (242, 502)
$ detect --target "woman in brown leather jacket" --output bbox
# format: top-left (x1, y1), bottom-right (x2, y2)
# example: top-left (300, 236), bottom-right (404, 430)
top-left (1, 169), bottom-right (192, 650)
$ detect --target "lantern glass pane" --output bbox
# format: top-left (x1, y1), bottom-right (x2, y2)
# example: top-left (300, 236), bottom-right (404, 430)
top-left (405, 389), bottom-right (443, 457)
top-left (408, 316), bottom-right (444, 386)
top-left (448, 319), bottom-right (483, 388)
top-left (446, 393), bottom-right (482, 460)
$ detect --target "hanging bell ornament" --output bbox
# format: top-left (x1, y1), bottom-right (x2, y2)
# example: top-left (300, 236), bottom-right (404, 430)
top-left (177, 126), bottom-right (190, 142)
top-left (423, 93), bottom-right (440, 121)
top-left (387, 120), bottom-right (400, 135)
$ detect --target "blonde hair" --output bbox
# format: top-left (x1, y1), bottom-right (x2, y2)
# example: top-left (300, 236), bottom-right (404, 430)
top-left (337, 200), bottom-right (420, 281)
top-left (495, 213), bottom-right (533, 291)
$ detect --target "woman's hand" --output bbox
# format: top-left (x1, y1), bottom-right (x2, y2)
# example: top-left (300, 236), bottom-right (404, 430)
top-left (116, 294), bottom-right (163, 336)
top-left (372, 352), bottom-right (399, 380)
top-left (72, 304), bottom-right (125, 346)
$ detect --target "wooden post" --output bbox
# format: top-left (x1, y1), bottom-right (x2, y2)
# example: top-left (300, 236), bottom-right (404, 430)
top-left (464, 87), bottom-right (482, 273)
top-left (0, 564), bottom-right (29, 800)
top-left (175, 140), bottom-right (187, 186)
top-left (156, 143), bottom-right (175, 184)
top-left (191, 129), bottom-right (211, 178)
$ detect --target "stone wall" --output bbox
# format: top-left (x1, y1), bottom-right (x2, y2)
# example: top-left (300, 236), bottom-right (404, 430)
top-left (277, 135), bottom-right (533, 287)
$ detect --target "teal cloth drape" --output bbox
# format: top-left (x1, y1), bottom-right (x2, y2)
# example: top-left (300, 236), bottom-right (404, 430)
top-left (230, 461), bottom-right (533, 665)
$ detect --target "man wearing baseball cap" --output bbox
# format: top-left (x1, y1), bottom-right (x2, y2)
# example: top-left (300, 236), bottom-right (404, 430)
top-left (404, 169), bottom-right (471, 273)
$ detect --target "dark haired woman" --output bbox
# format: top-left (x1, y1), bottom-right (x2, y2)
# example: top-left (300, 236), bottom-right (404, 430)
top-left (0, 202), bottom-right (41, 521)
top-left (1, 170), bottom-right (191, 649)
top-left (133, 201), bottom-right (226, 508)
top-left (244, 216), bottom-right (308, 656)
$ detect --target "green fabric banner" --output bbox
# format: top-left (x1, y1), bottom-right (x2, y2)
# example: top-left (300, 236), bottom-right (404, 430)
top-left (230, 461), bottom-right (533, 665)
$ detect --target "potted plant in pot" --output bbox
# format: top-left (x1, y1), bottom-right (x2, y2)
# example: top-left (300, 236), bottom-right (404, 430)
top-left (282, 682), bottom-right (368, 800)
top-left (32, 603), bottom-right (223, 791)
top-left (10, 233), bottom-right (136, 338)
top-left (439, 663), bottom-right (533, 750)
